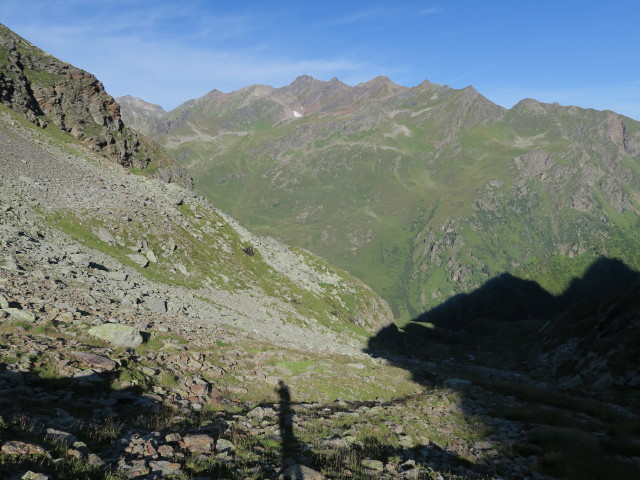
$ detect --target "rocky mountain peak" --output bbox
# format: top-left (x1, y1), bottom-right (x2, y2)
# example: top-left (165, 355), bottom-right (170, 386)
top-left (289, 74), bottom-right (317, 85)
top-left (117, 95), bottom-right (166, 115)
top-left (280, 74), bottom-right (348, 97)
top-left (513, 97), bottom-right (541, 108)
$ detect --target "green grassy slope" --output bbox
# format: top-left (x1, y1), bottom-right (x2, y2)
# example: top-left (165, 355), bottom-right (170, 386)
top-left (128, 78), bottom-right (640, 321)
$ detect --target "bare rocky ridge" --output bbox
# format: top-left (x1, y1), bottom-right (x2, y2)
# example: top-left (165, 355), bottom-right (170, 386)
top-left (0, 23), bottom-right (191, 189)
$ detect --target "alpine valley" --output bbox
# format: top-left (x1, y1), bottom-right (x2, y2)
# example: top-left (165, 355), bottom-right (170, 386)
top-left (119, 75), bottom-right (640, 321)
top-left (1, 22), bottom-right (640, 480)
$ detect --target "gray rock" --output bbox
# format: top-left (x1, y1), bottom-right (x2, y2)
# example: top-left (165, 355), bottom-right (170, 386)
top-left (145, 297), bottom-right (167, 314)
top-left (215, 438), bottom-right (235, 453)
top-left (128, 254), bottom-right (149, 268)
top-left (346, 363), bottom-right (366, 370)
top-left (443, 378), bottom-right (472, 389)
top-left (247, 406), bottom-right (265, 420)
top-left (105, 271), bottom-right (128, 281)
top-left (148, 460), bottom-right (182, 475)
top-left (73, 369), bottom-right (102, 383)
top-left (593, 372), bottom-right (615, 390)
top-left (3, 308), bottom-right (36, 323)
top-left (145, 250), bottom-right (158, 263)
top-left (69, 253), bottom-right (91, 268)
top-left (45, 429), bottom-right (77, 447)
top-left (283, 465), bottom-right (325, 480)
top-left (96, 227), bottom-right (116, 244)
top-left (0, 294), bottom-right (8, 309)
top-left (361, 459), bottom-right (384, 471)
top-left (320, 436), bottom-right (349, 450)
top-left (398, 434), bottom-right (414, 448)
top-left (87, 323), bottom-right (144, 347)
top-left (87, 453), bottom-right (105, 467)
top-left (176, 263), bottom-right (189, 276)
top-left (21, 472), bottom-right (49, 480)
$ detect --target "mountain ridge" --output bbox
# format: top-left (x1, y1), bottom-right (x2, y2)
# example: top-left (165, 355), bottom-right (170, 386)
top-left (119, 74), bottom-right (640, 319)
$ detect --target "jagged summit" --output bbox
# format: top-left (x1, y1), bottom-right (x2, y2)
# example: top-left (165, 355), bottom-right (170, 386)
top-left (357, 75), bottom-right (397, 87)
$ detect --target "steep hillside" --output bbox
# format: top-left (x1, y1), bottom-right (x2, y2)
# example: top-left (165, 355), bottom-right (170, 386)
top-left (122, 76), bottom-right (640, 320)
top-left (0, 23), bottom-right (191, 188)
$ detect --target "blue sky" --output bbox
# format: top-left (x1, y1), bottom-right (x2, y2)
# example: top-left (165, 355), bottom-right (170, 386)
top-left (2, 0), bottom-right (639, 119)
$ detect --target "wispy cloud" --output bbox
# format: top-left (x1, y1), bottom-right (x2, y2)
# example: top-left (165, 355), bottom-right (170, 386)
top-left (321, 4), bottom-right (442, 28)
top-left (31, 30), bottom-right (372, 109)
top-left (419, 7), bottom-right (444, 15)
top-left (320, 6), bottom-right (400, 27)
top-left (1, 0), bottom-right (381, 109)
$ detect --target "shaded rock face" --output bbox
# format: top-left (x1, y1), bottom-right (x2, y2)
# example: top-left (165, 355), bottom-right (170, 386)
top-left (0, 23), bottom-right (190, 190)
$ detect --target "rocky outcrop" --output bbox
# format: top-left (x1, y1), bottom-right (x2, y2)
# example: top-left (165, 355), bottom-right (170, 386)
top-left (0, 24), bottom-right (191, 189)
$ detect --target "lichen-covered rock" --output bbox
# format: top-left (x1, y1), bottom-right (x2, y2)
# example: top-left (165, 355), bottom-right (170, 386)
top-left (87, 323), bottom-right (143, 347)
top-left (1, 441), bottom-right (47, 456)
top-left (3, 307), bottom-right (36, 322)
top-left (182, 434), bottom-right (214, 454)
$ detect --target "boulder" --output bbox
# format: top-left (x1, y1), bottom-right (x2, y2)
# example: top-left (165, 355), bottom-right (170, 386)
top-left (182, 434), bottom-right (214, 454)
top-left (128, 254), bottom-right (149, 268)
top-left (87, 323), bottom-right (144, 347)
top-left (145, 250), bottom-right (158, 263)
top-left (72, 351), bottom-right (117, 371)
top-left (3, 308), bottom-right (36, 323)
top-left (283, 465), bottom-right (325, 480)
top-left (215, 438), bottom-right (235, 453)
top-left (96, 227), bottom-right (116, 244)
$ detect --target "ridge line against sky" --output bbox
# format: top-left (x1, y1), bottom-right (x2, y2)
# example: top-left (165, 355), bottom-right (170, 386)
top-left (1, 0), bottom-right (639, 119)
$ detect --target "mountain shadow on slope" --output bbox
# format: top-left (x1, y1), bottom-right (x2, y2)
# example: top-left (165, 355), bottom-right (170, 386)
top-left (415, 272), bottom-right (556, 330)
top-left (363, 257), bottom-right (640, 480)
top-left (365, 257), bottom-right (640, 384)
top-left (411, 256), bottom-right (639, 332)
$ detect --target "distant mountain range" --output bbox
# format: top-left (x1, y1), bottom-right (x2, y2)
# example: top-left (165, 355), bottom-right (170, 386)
top-left (119, 75), bottom-right (640, 320)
